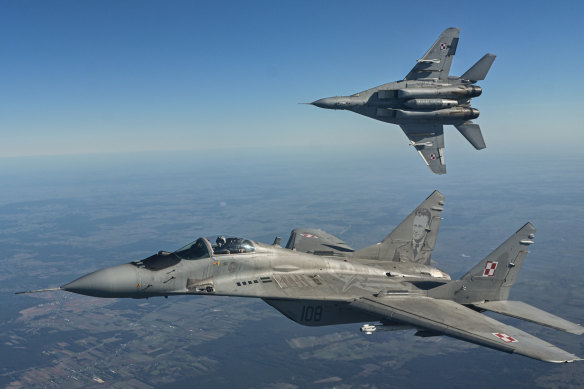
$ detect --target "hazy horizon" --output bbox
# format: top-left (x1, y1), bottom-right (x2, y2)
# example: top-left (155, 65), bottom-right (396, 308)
top-left (2, 1), bottom-right (583, 158)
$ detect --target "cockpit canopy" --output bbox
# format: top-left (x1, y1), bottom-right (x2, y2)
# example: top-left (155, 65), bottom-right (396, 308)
top-left (173, 236), bottom-right (255, 260)
top-left (212, 236), bottom-right (255, 255)
top-left (133, 236), bottom-right (256, 271)
top-left (174, 238), bottom-right (211, 260)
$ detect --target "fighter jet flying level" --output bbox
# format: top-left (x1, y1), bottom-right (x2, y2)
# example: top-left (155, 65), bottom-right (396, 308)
top-left (312, 28), bottom-right (495, 174)
top-left (18, 191), bottom-right (582, 363)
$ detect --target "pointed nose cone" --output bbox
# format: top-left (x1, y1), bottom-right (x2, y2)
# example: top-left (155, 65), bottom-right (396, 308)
top-left (311, 97), bottom-right (339, 109)
top-left (62, 263), bottom-right (139, 298)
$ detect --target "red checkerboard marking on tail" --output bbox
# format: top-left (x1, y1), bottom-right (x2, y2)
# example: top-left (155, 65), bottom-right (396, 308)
top-left (483, 261), bottom-right (498, 277)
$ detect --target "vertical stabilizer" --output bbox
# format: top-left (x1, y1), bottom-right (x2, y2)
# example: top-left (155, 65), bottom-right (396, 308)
top-left (455, 121), bottom-right (486, 150)
top-left (461, 53), bottom-right (496, 82)
top-left (350, 191), bottom-right (445, 265)
top-left (438, 223), bottom-right (536, 303)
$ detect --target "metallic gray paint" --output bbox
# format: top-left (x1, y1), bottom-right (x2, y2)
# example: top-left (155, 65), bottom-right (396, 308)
top-left (311, 27), bottom-right (495, 174)
top-left (18, 191), bottom-right (582, 363)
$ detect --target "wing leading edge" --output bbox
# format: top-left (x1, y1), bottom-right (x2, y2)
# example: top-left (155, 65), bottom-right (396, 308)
top-left (404, 27), bottom-right (460, 81)
top-left (351, 296), bottom-right (581, 363)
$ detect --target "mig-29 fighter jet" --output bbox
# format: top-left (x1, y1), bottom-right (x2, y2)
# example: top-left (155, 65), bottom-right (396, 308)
top-left (312, 28), bottom-right (495, 174)
top-left (18, 191), bottom-right (582, 362)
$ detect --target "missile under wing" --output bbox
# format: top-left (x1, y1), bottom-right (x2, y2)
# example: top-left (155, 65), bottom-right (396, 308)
top-left (311, 28), bottom-right (496, 174)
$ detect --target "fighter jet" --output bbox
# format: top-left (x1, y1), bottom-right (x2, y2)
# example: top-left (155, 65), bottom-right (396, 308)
top-left (18, 191), bottom-right (582, 363)
top-left (311, 28), bottom-right (495, 174)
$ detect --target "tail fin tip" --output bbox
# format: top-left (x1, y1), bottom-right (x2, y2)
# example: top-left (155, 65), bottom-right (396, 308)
top-left (455, 122), bottom-right (486, 150)
top-left (458, 222), bottom-right (536, 302)
top-left (461, 53), bottom-right (496, 82)
top-left (351, 190), bottom-right (445, 264)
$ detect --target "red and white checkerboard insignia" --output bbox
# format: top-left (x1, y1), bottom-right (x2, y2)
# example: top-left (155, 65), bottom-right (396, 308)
top-left (440, 43), bottom-right (447, 50)
top-left (493, 333), bottom-right (518, 343)
top-left (483, 260), bottom-right (498, 277)
top-left (429, 153), bottom-right (436, 160)
top-left (300, 233), bottom-right (318, 239)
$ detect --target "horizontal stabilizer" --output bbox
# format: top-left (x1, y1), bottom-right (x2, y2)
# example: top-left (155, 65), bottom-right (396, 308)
top-left (472, 300), bottom-right (584, 335)
top-left (455, 122), bottom-right (486, 150)
top-left (461, 53), bottom-right (496, 82)
top-left (435, 223), bottom-right (536, 303)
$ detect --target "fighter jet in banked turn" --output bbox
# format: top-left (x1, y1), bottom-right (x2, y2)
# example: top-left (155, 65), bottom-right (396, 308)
top-left (312, 28), bottom-right (495, 174)
top-left (18, 191), bottom-right (582, 362)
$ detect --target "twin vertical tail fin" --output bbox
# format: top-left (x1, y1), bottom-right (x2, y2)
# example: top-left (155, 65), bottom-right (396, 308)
top-left (435, 222), bottom-right (584, 335)
top-left (461, 53), bottom-right (496, 82)
top-left (350, 191), bottom-right (445, 265)
top-left (455, 122), bottom-right (486, 150)
top-left (441, 223), bottom-right (536, 303)
top-left (455, 54), bottom-right (495, 150)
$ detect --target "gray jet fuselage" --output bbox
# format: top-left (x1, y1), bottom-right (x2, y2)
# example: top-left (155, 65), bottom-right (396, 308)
top-left (63, 240), bottom-right (449, 327)
top-left (310, 27), bottom-right (496, 174)
top-left (19, 191), bottom-right (583, 362)
top-left (313, 79), bottom-right (481, 125)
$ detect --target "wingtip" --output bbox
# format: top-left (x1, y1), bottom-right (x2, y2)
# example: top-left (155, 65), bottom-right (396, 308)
top-left (428, 164), bottom-right (446, 175)
top-left (430, 168), bottom-right (447, 175)
top-left (515, 344), bottom-right (583, 363)
top-left (548, 355), bottom-right (583, 363)
top-left (570, 325), bottom-right (584, 336)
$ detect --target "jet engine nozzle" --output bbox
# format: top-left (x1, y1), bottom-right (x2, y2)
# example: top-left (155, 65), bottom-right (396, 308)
top-left (470, 108), bottom-right (480, 119)
top-left (470, 85), bottom-right (482, 97)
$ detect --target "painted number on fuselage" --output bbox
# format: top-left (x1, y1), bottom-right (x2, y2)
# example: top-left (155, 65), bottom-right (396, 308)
top-left (300, 305), bottom-right (322, 322)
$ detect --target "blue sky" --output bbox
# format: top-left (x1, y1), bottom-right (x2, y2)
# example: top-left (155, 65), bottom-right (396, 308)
top-left (2, 0), bottom-right (583, 157)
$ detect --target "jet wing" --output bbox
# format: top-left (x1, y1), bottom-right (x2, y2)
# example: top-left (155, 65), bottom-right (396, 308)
top-left (351, 296), bottom-right (581, 363)
top-left (399, 124), bottom-right (446, 174)
top-left (285, 228), bottom-right (354, 255)
top-left (404, 27), bottom-right (459, 81)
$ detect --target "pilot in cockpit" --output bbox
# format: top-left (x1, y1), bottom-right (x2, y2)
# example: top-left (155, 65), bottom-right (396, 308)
top-left (213, 237), bottom-right (255, 255)
top-left (214, 236), bottom-right (228, 254)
